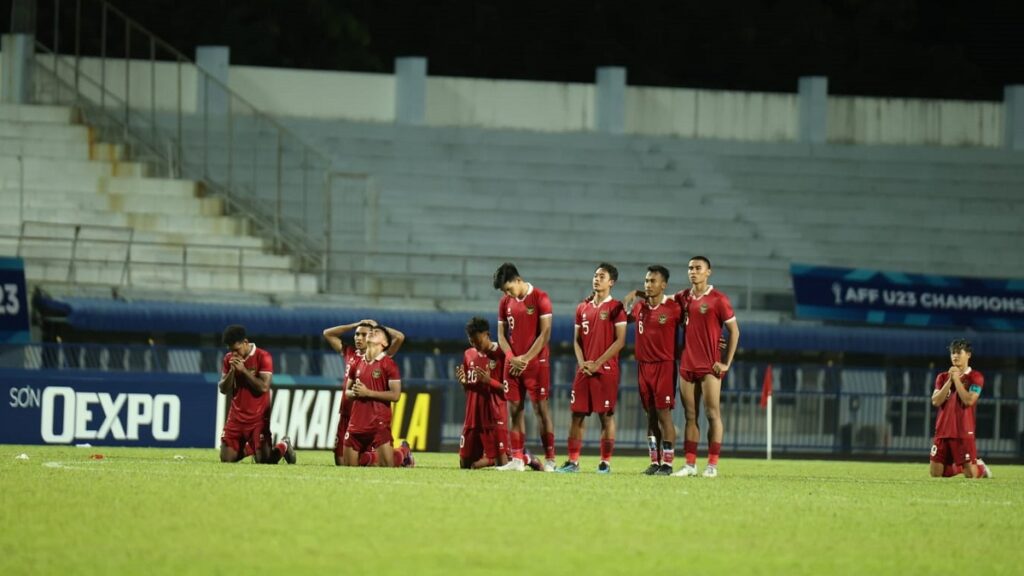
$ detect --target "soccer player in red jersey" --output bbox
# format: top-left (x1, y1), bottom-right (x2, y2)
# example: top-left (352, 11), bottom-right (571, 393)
top-left (623, 265), bottom-right (683, 475)
top-left (323, 319), bottom-right (405, 466)
top-left (493, 263), bottom-right (557, 471)
top-left (672, 256), bottom-right (739, 478)
top-left (456, 317), bottom-right (513, 469)
top-left (558, 263), bottom-right (627, 474)
top-left (343, 326), bottom-right (403, 467)
top-left (218, 325), bottom-right (295, 464)
top-left (929, 339), bottom-right (992, 479)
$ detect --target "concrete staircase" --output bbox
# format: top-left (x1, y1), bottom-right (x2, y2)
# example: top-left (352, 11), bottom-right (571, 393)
top-left (0, 104), bottom-right (317, 295)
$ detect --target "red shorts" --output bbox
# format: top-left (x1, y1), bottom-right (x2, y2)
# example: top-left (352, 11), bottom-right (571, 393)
top-left (221, 418), bottom-right (270, 454)
top-left (638, 360), bottom-right (676, 411)
top-left (503, 357), bottom-right (551, 404)
top-left (344, 423), bottom-right (393, 453)
top-left (460, 427), bottom-right (502, 462)
top-left (680, 368), bottom-right (714, 384)
top-left (930, 436), bottom-right (976, 465)
top-left (333, 411), bottom-right (352, 459)
top-left (570, 368), bottom-right (619, 415)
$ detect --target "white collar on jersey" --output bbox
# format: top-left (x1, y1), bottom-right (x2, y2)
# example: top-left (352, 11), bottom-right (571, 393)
top-left (690, 284), bottom-right (714, 300)
top-left (243, 343), bottom-right (258, 360)
top-left (589, 294), bottom-right (613, 307)
top-left (962, 367), bottom-right (972, 375)
top-left (515, 283), bottom-right (535, 302)
top-left (646, 294), bottom-right (669, 309)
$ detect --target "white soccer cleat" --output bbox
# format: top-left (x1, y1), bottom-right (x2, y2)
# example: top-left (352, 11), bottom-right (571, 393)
top-left (702, 465), bottom-right (718, 478)
top-left (977, 458), bottom-right (993, 479)
top-left (672, 464), bottom-right (698, 477)
top-left (544, 459), bottom-right (557, 472)
top-left (496, 458), bottom-right (526, 471)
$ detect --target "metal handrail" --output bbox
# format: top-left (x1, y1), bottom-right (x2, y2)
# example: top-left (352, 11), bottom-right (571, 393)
top-left (33, 0), bottom-right (339, 277)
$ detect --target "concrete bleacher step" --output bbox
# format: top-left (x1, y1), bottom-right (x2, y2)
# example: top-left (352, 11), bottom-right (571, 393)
top-left (0, 121), bottom-right (90, 141)
top-left (0, 188), bottom-right (223, 216)
top-left (0, 155), bottom-right (148, 182)
top-left (0, 104), bottom-right (77, 124)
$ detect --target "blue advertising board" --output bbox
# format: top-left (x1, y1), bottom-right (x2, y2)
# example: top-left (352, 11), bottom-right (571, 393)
top-left (791, 264), bottom-right (1024, 330)
top-left (1, 369), bottom-right (217, 447)
top-left (0, 257), bottom-right (30, 344)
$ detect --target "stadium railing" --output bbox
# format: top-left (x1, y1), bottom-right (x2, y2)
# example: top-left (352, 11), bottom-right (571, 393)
top-left (2, 342), bottom-right (1020, 459)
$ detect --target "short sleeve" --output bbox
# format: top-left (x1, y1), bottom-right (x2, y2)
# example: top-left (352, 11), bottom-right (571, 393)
top-left (258, 350), bottom-right (273, 374)
top-left (387, 359), bottom-right (401, 381)
top-left (574, 303), bottom-right (583, 327)
top-left (717, 293), bottom-right (735, 322)
top-left (221, 353), bottom-right (231, 375)
top-left (537, 292), bottom-right (553, 316)
top-left (934, 373), bottom-right (946, 390)
top-left (613, 302), bottom-right (627, 324)
top-left (498, 298), bottom-right (508, 323)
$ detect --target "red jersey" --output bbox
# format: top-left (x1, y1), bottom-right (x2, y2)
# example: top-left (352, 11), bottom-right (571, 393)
top-left (575, 296), bottom-right (627, 373)
top-left (631, 295), bottom-right (683, 363)
top-left (932, 368), bottom-right (985, 439)
top-left (221, 344), bottom-right (273, 427)
top-left (461, 344), bottom-right (505, 429)
top-left (346, 352), bottom-right (400, 433)
top-left (676, 285), bottom-right (735, 373)
top-left (498, 284), bottom-right (553, 359)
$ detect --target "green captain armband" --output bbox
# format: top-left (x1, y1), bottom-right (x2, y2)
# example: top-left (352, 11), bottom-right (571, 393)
top-left (969, 385), bottom-right (982, 394)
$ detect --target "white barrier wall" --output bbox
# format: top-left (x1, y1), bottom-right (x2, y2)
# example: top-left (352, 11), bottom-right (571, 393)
top-left (19, 54), bottom-right (1008, 147)
top-left (828, 96), bottom-right (1003, 147)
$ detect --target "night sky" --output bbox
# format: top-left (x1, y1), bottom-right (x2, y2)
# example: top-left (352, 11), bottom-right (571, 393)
top-left (13, 0), bottom-right (1024, 101)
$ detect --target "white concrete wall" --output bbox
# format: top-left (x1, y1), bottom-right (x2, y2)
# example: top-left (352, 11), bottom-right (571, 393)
top-left (427, 75), bottom-right (593, 132)
top-left (627, 86), bottom-right (798, 141)
top-left (26, 54), bottom-right (1009, 147)
top-left (828, 96), bottom-right (1004, 147)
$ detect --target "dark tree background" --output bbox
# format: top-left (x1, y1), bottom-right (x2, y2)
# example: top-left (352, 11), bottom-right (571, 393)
top-left (8, 0), bottom-right (1024, 100)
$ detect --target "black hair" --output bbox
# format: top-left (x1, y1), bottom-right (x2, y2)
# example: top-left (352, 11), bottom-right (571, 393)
top-left (596, 262), bottom-right (618, 282)
top-left (493, 262), bottom-right (521, 290)
top-left (647, 265), bottom-right (670, 282)
top-left (355, 322), bottom-right (375, 331)
top-left (949, 338), bottom-right (972, 354)
top-left (465, 316), bottom-right (491, 336)
top-left (690, 256), bottom-right (712, 269)
top-left (222, 324), bottom-right (247, 346)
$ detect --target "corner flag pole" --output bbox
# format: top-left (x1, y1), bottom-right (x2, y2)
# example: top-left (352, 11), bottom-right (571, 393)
top-left (760, 364), bottom-right (773, 461)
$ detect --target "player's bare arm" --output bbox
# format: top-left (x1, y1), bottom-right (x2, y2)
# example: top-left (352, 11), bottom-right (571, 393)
top-left (621, 290), bottom-right (643, 320)
top-left (713, 318), bottom-right (740, 376)
top-left (474, 366), bottom-right (502, 390)
top-left (514, 315), bottom-right (552, 371)
top-left (497, 321), bottom-right (513, 357)
top-left (950, 369), bottom-right (979, 406)
top-left (587, 322), bottom-right (627, 374)
top-left (322, 321), bottom-right (361, 353)
top-left (931, 375), bottom-right (953, 406)
top-left (217, 364), bottom-right (235, 395)
top-left (573, 324), bottom-right (590, 376)
top-left (384, 325), bottom-right (406, 356)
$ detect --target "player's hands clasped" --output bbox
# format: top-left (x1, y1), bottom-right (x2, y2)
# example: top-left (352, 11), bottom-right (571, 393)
top-left (509, 355), bottom-right (528, 376)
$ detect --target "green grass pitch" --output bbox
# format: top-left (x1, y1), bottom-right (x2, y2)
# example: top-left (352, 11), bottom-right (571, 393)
top-left (1, 445), bottom-right (1022, 575)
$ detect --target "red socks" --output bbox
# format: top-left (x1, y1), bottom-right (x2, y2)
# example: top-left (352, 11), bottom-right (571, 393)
top-left (684, 440), bottom-right (698, 466)
top-left (708, 442), bottom-right (722, 466)
top-left (942, 464), bottom-right (962, 477)
top-left (567, 438), bottom-right (583, 463)
top-left (511, 431), bottom-right (525, 462)
top-left (600, 439), bottom-right (615, 462)
top-left (542, 432), bottom-right (556, 460)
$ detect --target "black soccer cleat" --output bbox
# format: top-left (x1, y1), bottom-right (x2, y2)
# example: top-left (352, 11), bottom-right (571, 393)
top-left (655, 463), bottom-right (674, 476)
top-left (281, 436), bottom-right (296, 464)
top-left (643, 463), bottom-right (661, 476)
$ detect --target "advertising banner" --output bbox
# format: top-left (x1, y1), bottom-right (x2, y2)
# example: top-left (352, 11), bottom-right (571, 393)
top-left (0, 258), bottom-right (29, 344)
top-left (1, 369), bottom-right (216, 447)
top-left (791, 264), bottom-right (1024, 330)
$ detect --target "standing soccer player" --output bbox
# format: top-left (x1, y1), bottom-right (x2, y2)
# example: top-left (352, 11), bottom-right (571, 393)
top-left (929, 339), bottom-right (992, 479)
top-left (456, 317), bottom-right (512, 469)
top-left (344, 326), bottom-right (402, 467)
top-left (558, 263), bottom-right (627, 473)
top-left (323, 320), bottom-right (405, 466)
top-left (673, 256), bottom-right (739, 478)
top-left (493, 262), bottom-right (558, 471)
top-left (623, 265), bottom-right (683, 475)
top-left (218, 324), bottom-right (295, 464)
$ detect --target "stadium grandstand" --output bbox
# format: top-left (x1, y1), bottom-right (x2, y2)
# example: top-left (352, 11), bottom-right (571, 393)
top-left (2, 0), bottom-right (1024, 463)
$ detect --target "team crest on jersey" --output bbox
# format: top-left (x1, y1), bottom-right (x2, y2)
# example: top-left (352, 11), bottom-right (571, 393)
top-left (488, 360), bottom-right (497, 370)
top-left (599, 311), bottom-right (609, 320)
top-left (658, 314), bottom-right (668, 324)
top-left (526, 306), bottom-right (535, 315)
top-left (699, 303), bottom-right (710, 315)
top-left (372, 368), bottom-right (382, 378)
